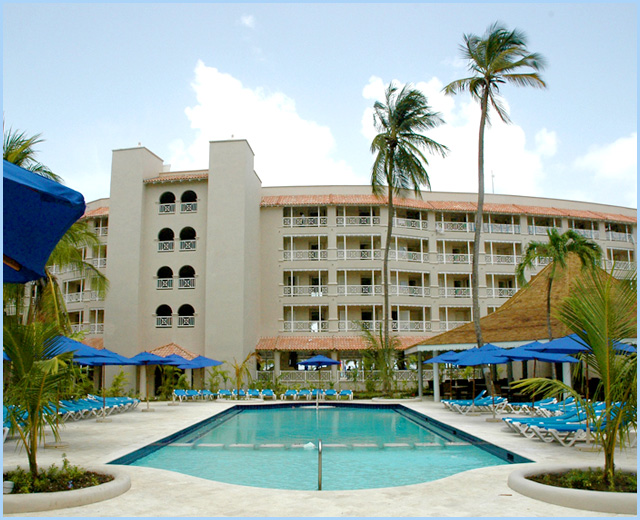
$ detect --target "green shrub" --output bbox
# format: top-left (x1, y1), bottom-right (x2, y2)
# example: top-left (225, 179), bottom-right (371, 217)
top-left (105, 370), bottom-right (129, 397)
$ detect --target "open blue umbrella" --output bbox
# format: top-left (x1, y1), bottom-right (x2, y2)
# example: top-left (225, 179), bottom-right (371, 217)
top-left (177, 355), bottom-right (223, 370)
top-left (423, 351), bottom-right (461, 364)
top-left (529, 334), bottom-right (589, 354)
top-left (129, 352), bottom-right (174, 411)
top-left (3, 160), bottom-right (86, 283)
top-left (298, 354), bottom-right (340, 368)
top-left (49, 335), bottom-right (108, 359)
top-left (504, 345), bottom-right (579, 364)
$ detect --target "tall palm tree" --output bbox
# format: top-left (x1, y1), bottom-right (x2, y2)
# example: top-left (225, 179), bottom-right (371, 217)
top-left (229, 351), bottom-right (261, 397)
top-left (371, 82), bottom-right (448, 357)
top-left (516, 229), bottom-right (603, 342)
top-left (443, 23), bottom-right (546, 349)
top-left (3, 126), bottom-right (62, 182)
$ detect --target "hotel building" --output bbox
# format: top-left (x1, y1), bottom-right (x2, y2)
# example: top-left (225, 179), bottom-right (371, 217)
top-left (48, 140), bottom-right (637, 390)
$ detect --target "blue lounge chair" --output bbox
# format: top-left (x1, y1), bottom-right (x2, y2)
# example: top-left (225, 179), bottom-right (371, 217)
top-left (216, 389), bottom-right (232, 399)
top-left (173, 389), bottom-right (189, 402)
top-left (232, 389), bottom-right (247, 399)
top-left (298, 389), bottom-right (312, 400)
top-left (261, 389), bottom-right (277, 400)
top-left (338, 389), bottom-right (353, 400)
top-left (324, 389), bottom-right (338, 399)
top-left (247, 389), bottom-right (261, 399)
top-left (281, 389), bottom-right (298, 400)
top-left (200, 390), bottom-right (215, 400)
top-left (311, 389), bottom-right (323, 399)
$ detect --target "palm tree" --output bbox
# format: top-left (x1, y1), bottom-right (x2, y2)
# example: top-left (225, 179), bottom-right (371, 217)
top-left (3, 126), bottom-right (62, 182)
top-left (370, 82), bottom-right (448, 358)
top-left (516, 229), bottom-right (603, 342)
top-left (229, 351), bottom-right (261, 397)
top-left (3, 320), bottom-right (73, 477)
top-left (359, 322), bottom-right (401, 395)
top-left (512, 266), bottom-right (637, 490)
top-left (443, 23), bottom-right (546, 349)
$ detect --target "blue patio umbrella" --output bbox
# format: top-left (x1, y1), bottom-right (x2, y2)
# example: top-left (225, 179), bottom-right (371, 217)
top-left (129, 352), bottom-right (174, 411)
top-left (297, 354), bottom-right (340, 368)
top-left (504, 345), bottom-right (579, 364)
top-left (423, 351), bottom-right (461, 364)
top-left (3, 351), bottom-right (11, 362)
top-left (529, 334), bottom-right (589, 355)
top-left (49, 335), bottom-right (108, 359)
top-left (3, 160), bottom-right (86, 283)
top-left (177, 356), bottom-right (223, 370)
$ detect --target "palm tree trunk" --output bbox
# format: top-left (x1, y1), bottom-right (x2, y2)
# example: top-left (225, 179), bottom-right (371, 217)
top-left (383, 187), bottom-right (394, 395)
top-left (546, 276), bottom-right (558, 379)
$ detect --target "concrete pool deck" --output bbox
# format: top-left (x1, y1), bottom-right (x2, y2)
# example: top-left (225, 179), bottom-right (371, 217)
top-left (3, 398), bottom-right (636, 517)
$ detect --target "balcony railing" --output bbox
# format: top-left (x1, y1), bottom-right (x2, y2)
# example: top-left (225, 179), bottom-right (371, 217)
top-left (603, 260), bottom-right (635, 271)
top-left (95, 227), bottom-right (108, 236)
top-left (486, 288), bottom-right (517, 298)
top-left (436, 222), bottom-right (475, 232)
top-left (158, 241), bottom-right (174, 252)
top-left (336, 216), bottom-right (381, 226)
top-left (71, 323), bottom-right (90, 334)
top-left (338, 320), bottom-right (431, 332)
top-left (484, 254), bottom-right (522, 265)
top-left (179, 278), bottom-right (196, 289)
top-left (337, 284), bottom-right (381, 296)
top-left (388, 250), bottom-right (426, 263)
top-left (179, 240), bottom-right (197, 251)
top-left (283, 285), bottom-right (328, 297)
top-left (571, 228), bottom-right (599, 239)
top-left (440, 320), bottom-right (470, 331)
top-left (180, 202), bottom-right (197, 213)
top-left (89, 323), bottom-right (104, 334)
top-left (391, 285), bottom-right (430, 297)
top-left (178, 316), bottom-right (195, 328)
top-left (393, 218), bottom-right (427, 230)
top-left (606, 231), bottom-right (633, 242)
top-left (156, 316), bottom-right (172, 328)
top-left (528, 225), bottom-right (558, 236)
top-left (64, 291), bottom-right (101, 304)
top-left (157, 278), bottom-right (173, 289)
top-left (336, 249), bottom-right (382, 261)
top-left (338, 320), bottom-right (380, 331)
top-left (282, 216), bottom-right (328, 227)
top-left (437, 253), bottom-right (471, 264)
top-left (283, 321), bottom-right (329, 332)
top-left (482, 223), bottom-right (520, 234)
top-left (283, 250), bottom-right (328, 261)
top-left (92, 258), bottom-right (107, 268)
top-left (439, 287), bottom-right (471, 298)
top-left (159, 203), bottom-right (176, 214)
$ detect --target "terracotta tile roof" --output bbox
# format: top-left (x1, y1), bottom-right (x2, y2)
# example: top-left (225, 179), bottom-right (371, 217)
top-left (255, 335), bottom-right (432, 352)
top-left (82, 206), bottom-right (109, 219)
top-left (261, 194), bottom-right (386, 207)
top-left (81, 338), bottom-right (104, 349)
top-left (149, 342), bottom-right (199, 360)
top-left (143, 172), bottom-right (209, 184)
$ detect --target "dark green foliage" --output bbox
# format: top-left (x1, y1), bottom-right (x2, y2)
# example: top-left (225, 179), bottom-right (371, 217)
top-left (528, 469), bottom-right (636, 493)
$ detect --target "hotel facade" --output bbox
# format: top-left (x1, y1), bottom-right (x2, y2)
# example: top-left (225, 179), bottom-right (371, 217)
top-left (49, 140), bottom-right (637, 390)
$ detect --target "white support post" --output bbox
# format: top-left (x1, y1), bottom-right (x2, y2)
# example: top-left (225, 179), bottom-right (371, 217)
top-left (433, 351), bottom-right (440, 402)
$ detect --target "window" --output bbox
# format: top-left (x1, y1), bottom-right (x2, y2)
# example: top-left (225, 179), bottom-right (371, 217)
top-left (178, 265), bottom-right (196, 289)
top-left (178, 304), bottom-right (195, 327)
top-left (180, 190), bottom-right (198, 213)
top-left (155, 305), bottom-right (172, 327)
top-left (158, 228), bottom-right (175, 252)
top-left (179, 227), bottom-right (197, 251)
top-left (157, 266), bottom-right (173, 289)
top-left (159, 192), bottom-right (176, 214)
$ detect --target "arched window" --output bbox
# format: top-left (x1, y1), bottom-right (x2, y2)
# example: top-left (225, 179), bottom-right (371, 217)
top-left (155, 304), bottom-right (172, 327)
top-left (158, 228), bottom-right (175, 252)
top-left (178, 304), bottom-right (195, 328)
top-left (179, 227), bottom-right (197, 251)
top-left (178, 265), bottom-right (196, 289)
top-left (159, 192), bottom-right (176, 214)
top-left (180, 190), bottom-right (198, 213)
top-left (157, 266), bottom-right (173, 289)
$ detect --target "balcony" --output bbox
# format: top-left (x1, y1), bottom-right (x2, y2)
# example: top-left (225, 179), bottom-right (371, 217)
top-left (393, 217), bottom-right (428, 231)
top-left (391, 285), bottom-right (430, 297)
top-left (179, 240), bottom-right (197, 252)
top-left (336, 249), bottom-right (382, 261)
top-left (156, 316), bottom-right (172, 328)
top-left (606, 231), bottom-right (633, 242)
top-left (180, 202), bottom-right (197, 213)
top-left (92, 258), bottom-right (107, 268)
top-left (388, 250), bottom-right (427, 263)
top-left (486, 288), bottom-right (517, 298)
top-left (484, 254), bottom-right (522, 265)
top-left (158, 241), bottom-right (174, 252)
top-left (282, 216), bottom-right (328, 227)
top-left (437, 253), bottom-right (471, 264)
top-left (603, 260), bottom-right (635, 271)
top-left (178, 278), bottom-right (196, 289)
top-left (571, 228), bottom-right (599, 239)
top-left (338, 320), bottom-right (431, 332)
top-left (283, 321), bottom-right (328, 333)
top-left (64, 291), bottom-right (101, 304)
top-left (159, 203), bottom-right (176, 214)
top-left (440, 320), bottom-right (470, 331)
top-left (483, 223), bottom-right (520, 234)
top-left (436, 221), bottom-right (475, 233)
top-left (89, 323), bottom-right (104, 334)
top-left (528, 225), bottom-right (558, 236)
top-left (283, 250), bottom-right (328, 261)
top-left (336, 216), bottom-right (381, 227)
top-left (439, 287), bottom-right (471, 298)
top-left (283, 285), bottom-right (329, 297)
top-left (177, 316), bottom-right (195, 328)
top-left (337, 284), bottom-right (381, 296)
top-left (95, 227), bottom-right (108, 236)
top-left (157, 278), bottom-right (173, 290)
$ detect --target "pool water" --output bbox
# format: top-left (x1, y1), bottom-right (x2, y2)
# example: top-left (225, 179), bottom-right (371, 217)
top-left (123, 405), bottom-right (514, 490)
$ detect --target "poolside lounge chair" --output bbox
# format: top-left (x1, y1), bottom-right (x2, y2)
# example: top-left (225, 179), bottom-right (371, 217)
top-left (247, 389), bottom-right (261, 399)
top-left (442, 390), bottom-right (486, 411)
top-left (281, 389), bottom-right (298, 400)
top-left (216, 389), bottom-right (232, 399)
top-left (173, 389), bottom-right (189, 402)
top-left (311, 389), bottom-right (323, 399)
top-left (199, 389), bottom-right (215, 400)
top-left (232, 389), bottom-right (247, 399)
top-left (338, 389), bottom-right (353, 400)
top-left (261, 389), bottom-right (277, 400)
top-left (298, 389), bottom-right (312, 400)
top-left (324, 389), bottom-right (338, 400)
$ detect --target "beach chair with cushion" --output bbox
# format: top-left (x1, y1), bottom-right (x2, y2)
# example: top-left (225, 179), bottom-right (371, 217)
top-left (247, 389), bottom-right (261, 399)
top-left (311, 389), bottom-right (323, 399)
top-left (324, 389), bottom-right (338, 400)
top-left (441, 390), bottom-right (486, 411)
top-left (261, 389), bottom-right (277, 400)
top-left (281, 389), bottom-right (298, 400)
top-left (199, 389), bottom-right (215, 400)
top-left (185, 389), bottom-right (201, 400)
top-left (173, 389), bottom-right (188, 402)
top-left (298, 389), bottom-right (312, 400)
top-left (338, 389), bottom-right (353, 400)
top-left (216, 389), bottom-right (232, 399)
top-left (232, 389), bottom-right (247, 399)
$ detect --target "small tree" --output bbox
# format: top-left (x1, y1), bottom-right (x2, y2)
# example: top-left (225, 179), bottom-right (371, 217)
top-left (206, 365), bottom-right (230, 393)
top-left (228, 352), bottom-right (261, 396)
top-left (359, 323), bottom-right (401, 395)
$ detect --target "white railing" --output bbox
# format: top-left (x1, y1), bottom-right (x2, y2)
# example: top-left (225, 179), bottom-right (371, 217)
top-left (336, 249), bottom-right (382, 261)
top-left (82, 290), bottom-right (101, 302)
top-left (440, 320), bottom-right (470, 331)
top-left (64, 292), bottom-right (82, 304)
top-left (283, 250), bottom-right (328, 261)
top-left (180, 202), bottom-right (197, 213)
top-left (179, 278), bottom-right (196, 289)
top-left (283, 321), bottom-right (328, 332)
top-left (393, 218), bottom-right (427, 230)
top-left (179, 240), bottom-right (197, 251)
top-left (388, 250), bottom-right (426, 263)
top-left (89, 323), bottom-right (104, 334)
top-left (571, 228), bottom-right (599, 239)
top-left (339, 320), bottom-right (380, 331)
top-left (336, 216), bottom-right (381, 226)
top-left (282, 216), bottom-right (328, 227)
top-left (283, 285), bottom-right (328, 297)
top-left (603, 260), bottom-right (635, 271)
top-left (92, 258), bottom-right (107, 268)
top-left (338, 320), bottom-right (432, 332)
top-left (393, 320), bottom-right (432, 332)
top-left (483, 223), bottom-right (520, 234)
top-left (95, 227), bottom-right (108, 236)
top-left (157, 278), bottom-right (173, 290)
top-left (606, 231), bottom-right (633, 242)
top-left (486, 288), bottom-right (517, 298)
top-left (178, 316), bottom-right (195, 328)
top-left (528, 225), bottom-right (557, 236)
top-left (439, 287), bottom-right (471, 298)
top-left (156, 316), bottom-right (172, 328)
top-left (437, 253), bottom-right (471, 264)
top-left (158, 241), bottom-right (174, 252)
top-left (484, 254), bottom-right (522, 265)
top-left (337, 284), bottom-right (381, 296)
top-left (71, 323), bottom-right (90, 333)
top-left (256, 369), bottom-right (434, 384)
top-left (436, 221), bottom-right (475, 232)
top-left (391, 285), bottom-right (430, 297)
top-left (534, 257), bottom-right (553, 266)
top-left (159, 203), bottom-right (176, 214)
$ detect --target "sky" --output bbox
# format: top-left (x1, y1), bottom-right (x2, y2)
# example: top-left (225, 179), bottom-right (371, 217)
top-left (3, 2), bottom-right (637, 209)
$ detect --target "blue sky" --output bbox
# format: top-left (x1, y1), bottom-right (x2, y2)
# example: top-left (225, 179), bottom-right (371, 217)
top-left (3, 2), bottom-right (637, 208)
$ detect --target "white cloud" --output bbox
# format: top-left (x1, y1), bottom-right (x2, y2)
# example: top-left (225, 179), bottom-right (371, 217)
top-left (168, 61), bottom-right (360, 186)
top-left (240, 15), bottom-right (255, 29)
top-left (360, 75), bottom-right (556, 197)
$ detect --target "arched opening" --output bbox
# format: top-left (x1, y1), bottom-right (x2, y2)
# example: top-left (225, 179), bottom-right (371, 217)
top-left (155, 304), bottom-right (172, 327)
top-left (180, 190), bottom-right (198, 213)
top-left (179, 227), bottom-right (197, 251)
top-left (178, 265), bottom-right (196, 289)
top-left (158, 228), bottom-right (175, 252)
top-left (178, 304), bottom-right (195, 328)
top-left (157, 266), bottom-right (173, 289)
top-left (159, 192), bottom-right (176, 214)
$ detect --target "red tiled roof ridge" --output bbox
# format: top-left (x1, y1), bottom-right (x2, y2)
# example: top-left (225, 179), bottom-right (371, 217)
top-left (143, 171), bottom-right (209, 184)
top-left (255, 335), bottom-right (433, 351)
top-left (82, 206), bottom-right (109, 219)
top-left (149, 342), bottom-right (199, 360)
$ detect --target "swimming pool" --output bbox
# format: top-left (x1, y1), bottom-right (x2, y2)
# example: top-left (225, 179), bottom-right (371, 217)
top-left (111, 404), bottom-right (529, 490)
